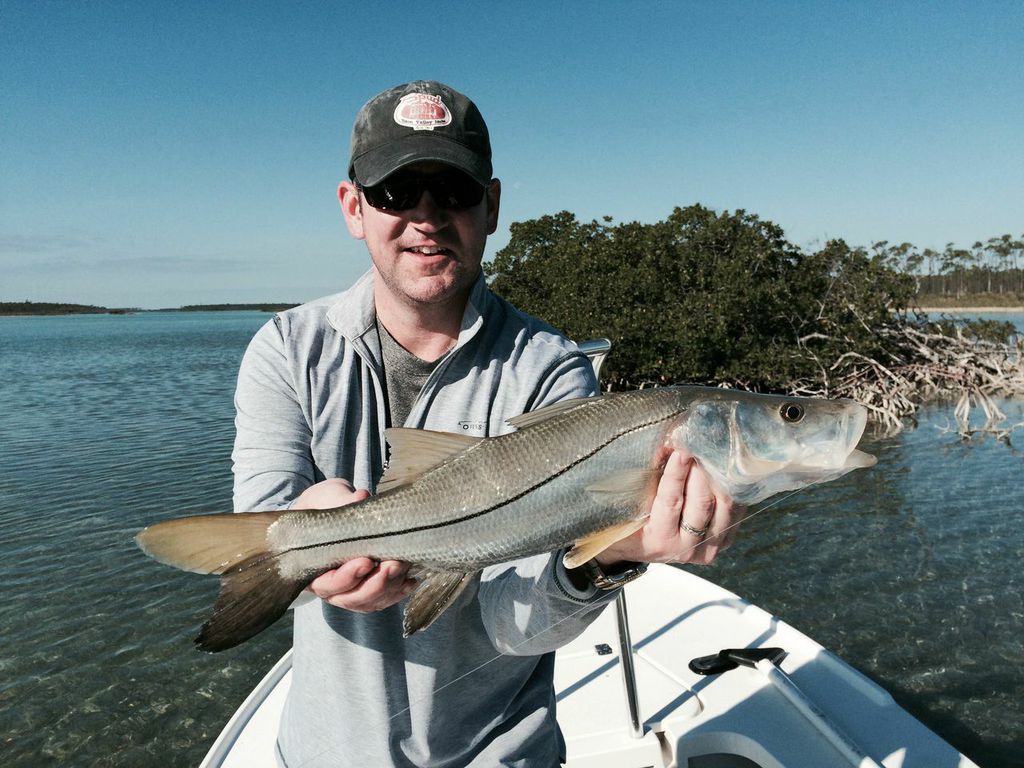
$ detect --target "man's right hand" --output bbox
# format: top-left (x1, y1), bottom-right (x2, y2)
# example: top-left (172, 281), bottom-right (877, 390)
top-left (293, 478), bottom-right (417, 613)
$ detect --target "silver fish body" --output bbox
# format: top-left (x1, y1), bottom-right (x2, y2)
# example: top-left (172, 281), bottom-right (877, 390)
top-left (136, 386), bottom-right (875, 651)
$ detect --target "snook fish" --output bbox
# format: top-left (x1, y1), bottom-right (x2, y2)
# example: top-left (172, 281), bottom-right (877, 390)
top-left (136, 386), bottom-right (875, 652)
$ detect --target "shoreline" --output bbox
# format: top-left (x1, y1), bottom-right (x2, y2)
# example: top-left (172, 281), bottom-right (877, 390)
top-left (916, 306), bottom-right (1024, 313)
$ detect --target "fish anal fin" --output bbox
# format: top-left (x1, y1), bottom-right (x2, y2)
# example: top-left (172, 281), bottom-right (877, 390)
top-left (505, 395), bottom-right (604, 430)
top-left (378, 429), bottom-right (481, 494)
top-left (402, 570), bottom-right (475, 637)
top-left (135, 511), bottom-right (284, 575)
top-left (194, 554), bottom-right (305, 652)
top-left (563, 518), bottom-right (647, 569)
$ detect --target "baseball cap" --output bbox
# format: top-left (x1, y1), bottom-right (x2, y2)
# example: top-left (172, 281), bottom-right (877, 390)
top-left (348, 80), bottom-right (492, 187)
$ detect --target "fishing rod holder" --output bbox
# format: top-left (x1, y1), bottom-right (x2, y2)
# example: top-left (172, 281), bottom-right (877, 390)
top-left (615, 592), bottom-right (644, 739)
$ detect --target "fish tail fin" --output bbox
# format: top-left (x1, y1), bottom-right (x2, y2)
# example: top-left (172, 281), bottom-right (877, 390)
top-left (195, 556), bottom-right (306, 652)
top-left (136, 511), bottom-right (303, 651)
top-left (135, 511), bottom-right (285, 574)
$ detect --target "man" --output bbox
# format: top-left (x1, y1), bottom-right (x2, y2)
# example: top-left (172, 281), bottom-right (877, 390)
top-left (233, 80), bottom-right (742, 767)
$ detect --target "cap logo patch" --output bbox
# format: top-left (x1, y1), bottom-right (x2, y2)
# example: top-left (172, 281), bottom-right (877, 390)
top-left (393, 93), bottom-right (452, 131)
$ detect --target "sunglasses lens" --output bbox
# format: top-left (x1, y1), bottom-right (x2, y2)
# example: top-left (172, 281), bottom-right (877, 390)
top-left (361, 169), bottom-right (485, 211)
top-left (361, 171), bottom-right (421, 210)
top-left (429, 170), bottom-right (486, 209)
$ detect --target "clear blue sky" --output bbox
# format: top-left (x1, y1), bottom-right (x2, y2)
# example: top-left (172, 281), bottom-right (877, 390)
top-left (2, 1), bottom-right (1022, 308)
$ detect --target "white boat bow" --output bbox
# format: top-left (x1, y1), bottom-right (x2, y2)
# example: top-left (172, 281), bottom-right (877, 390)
top-left (200, 564), bottom-right (976, 768)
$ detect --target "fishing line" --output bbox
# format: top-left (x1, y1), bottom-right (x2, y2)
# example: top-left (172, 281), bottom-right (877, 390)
top-left (385, 485), bottom-right (808, 724)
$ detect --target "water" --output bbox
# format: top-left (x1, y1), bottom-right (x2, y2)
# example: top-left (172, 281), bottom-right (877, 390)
top-left (1, 312), bottom-right (1021, 767)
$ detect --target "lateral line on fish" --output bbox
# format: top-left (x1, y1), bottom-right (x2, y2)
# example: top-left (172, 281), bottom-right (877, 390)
top-left (284, 409), bottom-right (687, 554)
top-left (385, 487), bottom-right (807, 725)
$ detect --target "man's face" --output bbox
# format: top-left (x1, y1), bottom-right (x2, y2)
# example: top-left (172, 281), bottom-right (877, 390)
top-left (339, 161), bottom-right (501, 309)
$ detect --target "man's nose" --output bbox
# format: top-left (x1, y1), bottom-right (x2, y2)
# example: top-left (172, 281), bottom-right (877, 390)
top-left (406, 189), bottom-right (449, 230)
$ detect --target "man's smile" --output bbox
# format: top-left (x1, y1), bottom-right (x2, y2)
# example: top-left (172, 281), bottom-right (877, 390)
top-left (405, 245), bottom-right (453, 256)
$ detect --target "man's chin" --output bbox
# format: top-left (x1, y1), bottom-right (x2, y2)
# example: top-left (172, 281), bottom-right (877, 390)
top-left (402, 274), bottom-right (473, 305)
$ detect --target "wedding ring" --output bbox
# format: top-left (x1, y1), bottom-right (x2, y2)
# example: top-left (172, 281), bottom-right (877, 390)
top-left (681, 521), bottom-right (709, 538)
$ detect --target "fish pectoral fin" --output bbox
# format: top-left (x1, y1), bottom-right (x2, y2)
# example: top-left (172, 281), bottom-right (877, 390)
top-left (402, 570), bottom-right (475, 637)
top-left (584, 468), bottom-right (661, 507)
top-left (378, 429), bottom-right (481, 493)
top-left (135, 511), bottom-right (284, 575)
top-left (195, 555), bottom-right (306, 652)
top-left (563, 518), bottom-right (647, 569)
top-left (505, 395), bottom-right (604, 430)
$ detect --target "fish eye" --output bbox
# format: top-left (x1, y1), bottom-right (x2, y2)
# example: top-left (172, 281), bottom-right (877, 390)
top-left (780, 403), bottom-right (805, 423)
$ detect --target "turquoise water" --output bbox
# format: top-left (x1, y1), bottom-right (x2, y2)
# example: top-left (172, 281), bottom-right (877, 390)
top-left (0, 312), bottom-right (1021, 767)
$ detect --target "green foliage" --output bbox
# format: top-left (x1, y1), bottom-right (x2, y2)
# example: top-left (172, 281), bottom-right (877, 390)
top-left (789, 239), bottom-right (918, 377)
top-left (486, 205), bottom-right (917, 391)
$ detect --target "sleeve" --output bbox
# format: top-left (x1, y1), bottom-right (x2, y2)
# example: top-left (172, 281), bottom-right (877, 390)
top-left (477, 349), bottom-right (621, 656)
top-left (231, 317), bottom-right (316, 513)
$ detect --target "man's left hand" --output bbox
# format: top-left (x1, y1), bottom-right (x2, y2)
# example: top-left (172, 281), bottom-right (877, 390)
top-left (595, 450), bottom-right (745, 567)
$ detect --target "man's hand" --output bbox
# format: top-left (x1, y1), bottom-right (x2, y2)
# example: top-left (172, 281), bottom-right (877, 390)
top-left (293, 479), bottom-right (417, 613)
top-left (595, 450), bottom-right (746, 567)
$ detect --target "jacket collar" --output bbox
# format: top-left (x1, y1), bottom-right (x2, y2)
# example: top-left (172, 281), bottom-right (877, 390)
top-left (326, 269), bottom-right (490, 352)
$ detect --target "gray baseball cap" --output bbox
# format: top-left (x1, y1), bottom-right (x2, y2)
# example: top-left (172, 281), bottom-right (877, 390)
top-left (348, 80), bottom-right (492, 187)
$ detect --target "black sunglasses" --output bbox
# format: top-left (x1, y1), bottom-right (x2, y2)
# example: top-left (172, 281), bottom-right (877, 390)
top-left (358, 168), bottom-right (486, 212)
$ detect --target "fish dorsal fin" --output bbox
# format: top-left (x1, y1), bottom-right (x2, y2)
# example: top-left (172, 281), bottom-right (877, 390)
top-left (563, 518), bottom-right (647, 569)
top-left (403, 570), bottom-right (475, 636)
top-left (378, 428), bottom-right (480, 494)
top-left (506, 395), bottom-right (604, 430)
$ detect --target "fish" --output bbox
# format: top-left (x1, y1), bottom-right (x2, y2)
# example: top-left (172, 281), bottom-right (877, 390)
top-left (136, 386), bottom-right (876, 652)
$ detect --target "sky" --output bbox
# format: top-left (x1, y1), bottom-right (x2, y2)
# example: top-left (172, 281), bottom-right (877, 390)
top-left (2, 1), bottom-right (1022, 308)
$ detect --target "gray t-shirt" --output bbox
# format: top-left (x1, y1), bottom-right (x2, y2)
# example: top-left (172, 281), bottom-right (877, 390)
top-left (377, 318), bottom-right (442, 428)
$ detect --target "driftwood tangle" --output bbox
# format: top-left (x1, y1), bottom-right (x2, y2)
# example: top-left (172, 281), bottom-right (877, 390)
top-left (794, 321), bottom-right (1024, 440)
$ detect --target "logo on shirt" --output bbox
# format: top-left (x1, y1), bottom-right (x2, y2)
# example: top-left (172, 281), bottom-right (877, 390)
top-left (458, 420), bottom-right (486, 435)
top-left (393, 93), bottom-right (452, 131)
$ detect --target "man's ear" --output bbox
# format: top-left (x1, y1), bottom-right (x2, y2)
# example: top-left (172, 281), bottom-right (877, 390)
top-left (338, 181), bottom-right (365, 240)
top-left (485, 179), bottom-right (501, 235)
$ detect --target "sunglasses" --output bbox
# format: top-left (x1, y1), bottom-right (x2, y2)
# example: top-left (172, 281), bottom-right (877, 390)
top-left (358, 168), bottom-right (486, 212)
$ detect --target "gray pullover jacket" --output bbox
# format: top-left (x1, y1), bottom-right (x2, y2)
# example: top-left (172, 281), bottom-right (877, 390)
top-left (232, 271), bottom-right (615, 767)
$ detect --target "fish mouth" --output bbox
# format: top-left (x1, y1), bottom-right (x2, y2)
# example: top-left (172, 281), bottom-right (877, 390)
top-left (838, 404), bottom-right (875, 468)
top-left (789, 405), bottom-right (877, 472)
top-left (844, 448), bottom-right (877, 468)
top-left (778, 448), bottom-right (877, 478)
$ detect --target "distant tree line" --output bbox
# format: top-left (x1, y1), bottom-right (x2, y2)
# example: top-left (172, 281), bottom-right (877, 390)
top-left (865, 234), bottom-right (1024, 298)
top-left (178, 303), bottom-right (298, 312)
top-left (0, 302), bottom-right (113, 316)
top-left (1, 302), bottom-right (299, 316)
